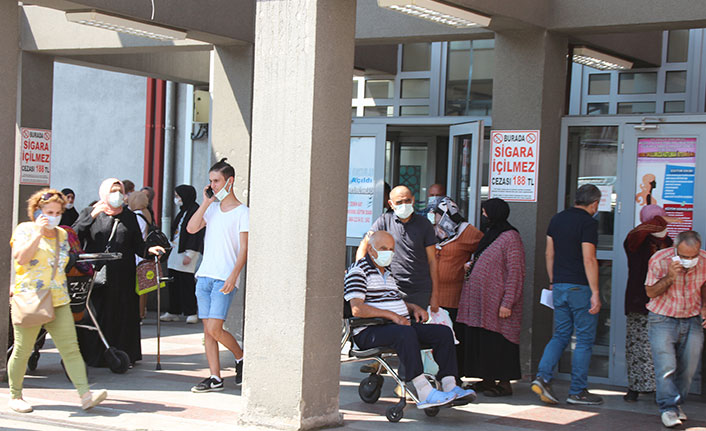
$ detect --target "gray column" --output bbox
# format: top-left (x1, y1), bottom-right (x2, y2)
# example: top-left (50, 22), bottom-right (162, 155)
top-left (0, 0), bottom-right (19, 377)
top-left (208, 45), bottom-right (254, 343)
top-left (241, 0), bottom-right (356, 429)
top-left (491, 30), bottom-right (568, 376)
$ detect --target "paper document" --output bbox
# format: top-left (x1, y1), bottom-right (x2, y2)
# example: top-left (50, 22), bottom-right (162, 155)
top-left (540, 289), bottom-right (554, 310)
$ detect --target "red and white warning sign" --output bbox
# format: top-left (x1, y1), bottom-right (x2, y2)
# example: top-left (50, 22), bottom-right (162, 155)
top-left (20, 128), bottom-right (52, 186)
top-left (489, 130), bottom-right (540, 202)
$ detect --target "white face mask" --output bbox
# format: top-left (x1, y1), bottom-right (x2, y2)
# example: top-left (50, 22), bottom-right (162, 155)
top-left (681, 257), bottom-right (699, 269)
top-left (371, 245), bottom-right (394, 267)
top-left (393, 203), bottom-right (414, 219)
top-left (65, 203), bottom-right (74, 210)
top-left (40, 213), bottom-right (61, 229)
top-left (174, 197), bottom-right (183, 207)
top-left (107, 191), bottom-right (124, 208)
top-left (651, 229), bottom-right (668, 238)
top-left (214, 179), bottom-right (232, 201)
top-left (427, 211), bottom-right (436, 225)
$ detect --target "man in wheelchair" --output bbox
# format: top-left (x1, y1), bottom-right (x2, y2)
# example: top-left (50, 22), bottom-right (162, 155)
top-left (344, 231), bottom-right (476, 409)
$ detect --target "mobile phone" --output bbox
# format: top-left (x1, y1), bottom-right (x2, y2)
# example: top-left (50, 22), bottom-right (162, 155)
top-left (206, 186), bottom-right (214, 198)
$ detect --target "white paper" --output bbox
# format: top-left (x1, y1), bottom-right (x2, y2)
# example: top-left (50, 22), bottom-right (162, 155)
top-left (540, 288), bottom-right (554, 309)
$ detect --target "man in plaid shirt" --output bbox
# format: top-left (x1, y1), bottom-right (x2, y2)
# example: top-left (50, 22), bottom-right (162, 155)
top-left (645, 230), bottom-right (706, 428)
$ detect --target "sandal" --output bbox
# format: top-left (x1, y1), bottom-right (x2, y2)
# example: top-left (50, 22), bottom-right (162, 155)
top-left (483, 384), bottom-right (513, 397)
top-left (466, 380), bottom-right (495, 392)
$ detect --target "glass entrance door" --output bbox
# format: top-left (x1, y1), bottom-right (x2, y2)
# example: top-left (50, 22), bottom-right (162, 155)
top-left (448, 121), bottom-right (484, 225)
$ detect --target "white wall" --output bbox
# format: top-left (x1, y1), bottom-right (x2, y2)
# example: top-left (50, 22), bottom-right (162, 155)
top-left (51, 62), bottom-right (147, 211)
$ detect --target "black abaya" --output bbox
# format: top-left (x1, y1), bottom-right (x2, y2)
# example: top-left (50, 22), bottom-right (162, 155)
top-left (73, 207), bottom-right (148, 366)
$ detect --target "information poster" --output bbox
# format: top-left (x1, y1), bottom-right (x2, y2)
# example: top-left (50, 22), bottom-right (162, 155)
top-left (20, 128), bottom-right (51, 185)
top-left (489, 130), bottom-right (540, 202)
top-left (634, 137), bottom-right (695, 238)
top-left (347, 137), bottom-right (376, 238)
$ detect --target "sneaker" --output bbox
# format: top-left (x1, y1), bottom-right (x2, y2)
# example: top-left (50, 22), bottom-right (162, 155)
top-left (530, 377), bottom-right (558, 405)
top-left (185, 315), bottom-right (199, 324)
top-left (677, 405), bottom-right (687, 421)
top-left (8, 398), bottom-right (33, 413)
top-left (191, 377), bottom-right (224, 393)
top-left (160, 312), bottom-right (180, 322)
top-left (81, 389), bottom-right (108, 410)
top-left (661, 410), bottom-right (682, 428)
top-left (416, 389), bottom-right (456, 409)
top-left (450, 386), bottom-right (477, 406)
top-left (566, 389), bottom-right (603, 405)
top-left (234, 360), bottom-right (243, 385)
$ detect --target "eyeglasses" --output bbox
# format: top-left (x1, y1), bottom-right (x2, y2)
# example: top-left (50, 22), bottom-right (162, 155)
top-left (40, 192), bottom-right (59, 201)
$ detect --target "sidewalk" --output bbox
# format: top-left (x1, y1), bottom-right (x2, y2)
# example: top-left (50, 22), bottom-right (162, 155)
top-left (0, 314), bottom-right (704, 430)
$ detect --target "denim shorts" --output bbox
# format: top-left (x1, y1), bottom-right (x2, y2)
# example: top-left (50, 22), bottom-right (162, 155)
top-left (195, 276), bottom-right (236, 320)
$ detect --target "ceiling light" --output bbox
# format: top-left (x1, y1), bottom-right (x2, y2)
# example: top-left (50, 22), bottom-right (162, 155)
top-left (572, 47), bottom-right (633, 70)
top-left (66, 11), bottom-right (187, 41)
top-left (377, 0), bottom-right (491, 28)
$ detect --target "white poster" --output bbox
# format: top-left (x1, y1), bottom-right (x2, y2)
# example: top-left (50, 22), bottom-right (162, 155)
top-left (597, 185), bottom-right (613, 212)
top-left (489, 130), bottom-right (540, 202)
top-left (347, 137), bottom-right (376, 238)
top-left (20, 127), bottom-right (52, 186)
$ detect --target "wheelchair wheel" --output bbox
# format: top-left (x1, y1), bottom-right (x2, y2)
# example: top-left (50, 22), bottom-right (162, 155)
top-left (386, 405), bottom-right (404, 422)
top-left (27, 351), bottom-right (40, 371)
top-left (358, 374), bottom-right (384, 404)
top-left (424, 406), bottom-right (440, 417)
top-left (104, 347), bottom-right (130, 374)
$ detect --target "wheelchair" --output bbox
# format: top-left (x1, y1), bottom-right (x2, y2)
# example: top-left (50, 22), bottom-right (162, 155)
top-left (341, 302), bottom-right (442, 423)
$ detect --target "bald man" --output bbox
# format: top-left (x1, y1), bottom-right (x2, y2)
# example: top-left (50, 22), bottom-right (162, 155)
top-left (345, 231), bottom-right (476, 409)
top-left (357, 185), bottom-right (440, 312)
top-left (422, 183), bottom-right (447, 220)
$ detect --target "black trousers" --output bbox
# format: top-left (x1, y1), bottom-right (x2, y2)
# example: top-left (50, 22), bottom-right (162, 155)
top-left (354, 322), bottom-right (458, 382)
top-left (167, 269), bottom-right (197, 316)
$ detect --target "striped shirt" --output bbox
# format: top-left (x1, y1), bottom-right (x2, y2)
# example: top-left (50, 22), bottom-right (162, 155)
top-left (645, 248), bottom-right (706, 318)
top-left (344, 256), bottom-right (410, 335)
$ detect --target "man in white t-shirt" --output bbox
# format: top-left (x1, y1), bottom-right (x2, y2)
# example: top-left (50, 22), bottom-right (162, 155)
top-left (186, 158), bottom-right (249, 393)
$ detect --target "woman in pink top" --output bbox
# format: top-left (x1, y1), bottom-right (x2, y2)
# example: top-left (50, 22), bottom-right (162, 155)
top-left (457, 198), bottom-right (525, 397)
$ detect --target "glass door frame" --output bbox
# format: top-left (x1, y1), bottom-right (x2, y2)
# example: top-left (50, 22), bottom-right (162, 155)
top-left (448, 121), bottom-right (484, 226)
top-left (559, 113), bottom-right (706, 388)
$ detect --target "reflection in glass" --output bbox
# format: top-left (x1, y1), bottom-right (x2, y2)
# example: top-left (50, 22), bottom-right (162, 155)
top-left (587, 103), bottom-right (609, 115)
top-left (454, 134), bottom-right (473, 220)
top-left (619, 72), bottom-right (657, 94)
top-left (566, 126), bottom-right (618, 251)
top-left (401, 79), bottom-right (430, 99)
top-left (665, 71), bottom-right (687, 93)
top-left (667, 29), bottom-right (689, 63)
top-left (445, 40), bottom-right (494, 116)
top-left (365, 80), bottom-right (394, 99)
top-left (664, 100), bottom-right (685, 113)
top-left (402, 43), bottom-right (431, 72)
top-left (588, 74), bottom-right (611, 95)
top-left (617, 102), bottom-right (656, 114)
top-left (400, 105), bottom-right (429, 116)
top-left (363, 106), bottom-right (393, 117)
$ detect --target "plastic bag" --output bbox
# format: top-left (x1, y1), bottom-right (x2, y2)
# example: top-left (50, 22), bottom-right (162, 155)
top-left (426, 306), bottom-right (459, 345)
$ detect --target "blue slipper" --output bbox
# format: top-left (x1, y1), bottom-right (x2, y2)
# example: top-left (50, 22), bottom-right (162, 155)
top-left (450, 386), bottom-right (476, 405)
top-left (416, 389), bottom-right (456, 409)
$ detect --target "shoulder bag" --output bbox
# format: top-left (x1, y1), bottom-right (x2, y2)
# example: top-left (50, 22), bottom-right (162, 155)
top-left (94, 218), bottom-right (119, 286)
top-left (11, 234), bottom-right (59, 327)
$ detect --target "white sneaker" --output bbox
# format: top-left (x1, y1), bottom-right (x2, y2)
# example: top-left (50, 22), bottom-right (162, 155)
top-left (8, 398), bottom-right (32, 413)
top-left (186, 314), bottom-right (199, 324)
top-left (677, 405), bottom-right (687, 421)
top-left (661, 410), bottom-right (682, 428)
top-left (160, 312), bottom-right (180, 322)
top-left (81, 389), bottom-right (108, 410)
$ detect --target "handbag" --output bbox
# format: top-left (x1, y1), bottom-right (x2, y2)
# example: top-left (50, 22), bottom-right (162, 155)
top-left (11, 234), bottom-right (59, 327)
top-left (94, 218), bottom-right (119, 286)
top-left (135, 260), bottom-right (165, 296)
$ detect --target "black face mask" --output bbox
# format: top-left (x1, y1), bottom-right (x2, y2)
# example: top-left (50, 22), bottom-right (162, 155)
top-left (650, 180), bottom-right (657, 190)
top-left (479, 214), bottom-right (490, 233)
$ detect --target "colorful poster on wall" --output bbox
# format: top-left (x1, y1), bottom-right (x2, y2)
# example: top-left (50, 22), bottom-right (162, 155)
top-left (347, 137), bottom-right (376, 238)
top-left (489, 130), bottom-right (540, 202)
top-left (634, 137), bottom-right (696, 239)
top-left (20, 128), bottom-right (52, 186)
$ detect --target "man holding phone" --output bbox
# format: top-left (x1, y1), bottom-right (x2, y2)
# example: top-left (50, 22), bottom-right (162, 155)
top-left (644, 230), bottom-right (706, 428)
top-left (186, 158), bottom-right (249, 392)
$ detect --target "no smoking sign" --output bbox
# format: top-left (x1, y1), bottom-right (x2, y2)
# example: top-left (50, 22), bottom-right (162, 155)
top-left (489, 130), bottom-right (540, 202)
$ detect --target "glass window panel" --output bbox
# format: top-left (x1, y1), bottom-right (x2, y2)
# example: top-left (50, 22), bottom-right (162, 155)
top-left (588, 74), bottom-right (611, 95)
top-left (399, 144), bottom-right (429, 211)
top-left (667, 29), bottom-right (689, 63)
top-left (351, 107), bottom-right (357, 117)
top-left (363, 106), bottom-right (393, 117)
top-left (617, 102), bottom-right (656, 114)
top-left (587, 103), bottom-right (609, 115)
top-left (665, 71), bottom-right (687, 93)
top-left (365, 80), bottom-right (394, 99)
top-left (400, 105), bottom-right (429, 116)
top-left (445, 40), bottom-right (494, 116)
top-left (565, 126), bottom-right (618, 251)
top-left (618, 72), bottom-right (657, 94)
top-left (664, 100), bottom-right (685, 113)
top-left (401, 79), bottom-right (430, 98)
top-left (352, 80), bottom-right (358, 99)
top-left (402, 43), bottom-right (431, 72)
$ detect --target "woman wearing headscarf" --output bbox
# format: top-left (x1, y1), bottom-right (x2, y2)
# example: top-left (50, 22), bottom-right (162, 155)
top-left (127, 190), bottom-right (152, 320)
top-left (622, 205), bottom-right (674, 402)
top-left (456, 198), bottom-right (525, 397)
top-left (72, 179), bottom-right (164, 367)
top-left (59, 188), bottom-right (79, 227)
top-left (160, 185), bottom-right (204, 324)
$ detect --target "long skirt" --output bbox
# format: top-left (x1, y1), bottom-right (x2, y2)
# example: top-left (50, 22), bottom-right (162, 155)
top-left (626, 313), bottom-right (656, 392)
top-left (457, 324), bottom-right (521, 381)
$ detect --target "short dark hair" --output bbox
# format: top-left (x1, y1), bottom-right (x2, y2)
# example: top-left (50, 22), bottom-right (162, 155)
top-left (122, 179), bottom-right (135, 194)
top-left (575, 184), bottom-right (601, 206)
top-left (209, 158), bottom-right (235, 179)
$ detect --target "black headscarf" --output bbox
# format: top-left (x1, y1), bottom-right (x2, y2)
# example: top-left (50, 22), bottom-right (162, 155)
top-left (172, 185), bottom-right (204, 254)
top-left (474, 198), bottom-right (517, 259)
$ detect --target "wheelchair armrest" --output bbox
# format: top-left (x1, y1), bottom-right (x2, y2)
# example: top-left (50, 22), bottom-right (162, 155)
top-left (348, 317), bottom-right (390, 328)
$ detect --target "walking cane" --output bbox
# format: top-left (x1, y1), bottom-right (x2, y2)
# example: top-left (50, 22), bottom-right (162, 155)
top-left (154, 252), bottom-right (171, 371)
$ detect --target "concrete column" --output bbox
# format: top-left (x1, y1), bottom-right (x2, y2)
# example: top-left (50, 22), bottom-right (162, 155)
top-left (208, 45), bottom-right (254, 342)
top-left (0, 0), bottom-right (19, 376)
top-left (241, 0), bottom-right (356, 429)
top-left (491, 30), bottom-right (568, 376)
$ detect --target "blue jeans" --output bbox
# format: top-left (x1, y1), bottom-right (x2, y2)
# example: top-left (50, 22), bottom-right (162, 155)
top-left (536, 283), bottom-right (598, 395)
top-left (195, 277), bottom-right (236, 320)
top-left (648, 312), bottom-right (704, 413)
